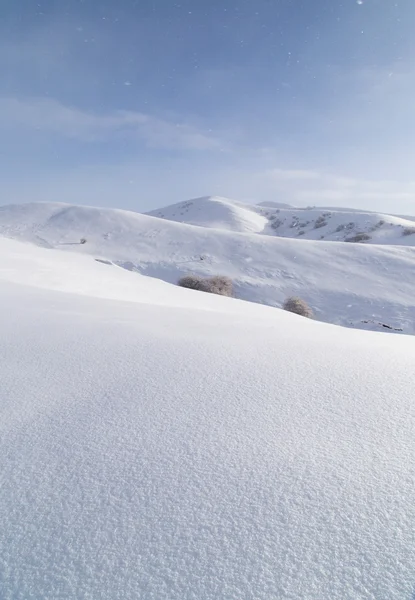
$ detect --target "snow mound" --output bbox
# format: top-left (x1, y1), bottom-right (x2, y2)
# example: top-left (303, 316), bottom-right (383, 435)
top-left (1, 242), bottom-right (415, 598)
top-left (147, 195), bottom-right (268, 233)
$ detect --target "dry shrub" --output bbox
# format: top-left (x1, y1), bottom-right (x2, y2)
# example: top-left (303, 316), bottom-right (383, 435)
top-left (178, 274), bottom-right (233, 297)
top-left (206, 276), bottom-right (233, 297)
top-left (177, 274), bottom-right (209, 292)
top-left (314, 216), bottom-right (327, 229)
top-left (345, 232), bottom-right (371, 243)
top-left (283, 296), bottom-right (313, 318)
top-left (271, 219), bottom-right (283, 230)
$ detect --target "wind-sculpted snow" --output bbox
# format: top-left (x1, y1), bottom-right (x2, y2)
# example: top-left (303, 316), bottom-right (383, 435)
top-left (1, 267), bottom-right (415, 599)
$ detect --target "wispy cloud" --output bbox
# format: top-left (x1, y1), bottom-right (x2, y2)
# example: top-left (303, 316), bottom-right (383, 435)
top-left (261, 168), bottom-right (415, 210)
top-left (0, 97), bottom-right (224, 151)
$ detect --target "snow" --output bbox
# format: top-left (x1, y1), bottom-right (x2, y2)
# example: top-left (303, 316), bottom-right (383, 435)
top-left (147, 195), bottom-right (268, 233)
top-left (258, 206), bottom-right (415, 245)
top-left (0, 236), bottom-right (265, 316)
top-left (1, 233), bottom-right (415, 599)
top-left (0, 200), bottom-right (414, 333)
top-left (147, 196), bottom-right (415, 246)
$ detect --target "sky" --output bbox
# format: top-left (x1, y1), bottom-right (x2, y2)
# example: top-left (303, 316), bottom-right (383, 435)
top-left (0, 0), bottom-right (414, 213)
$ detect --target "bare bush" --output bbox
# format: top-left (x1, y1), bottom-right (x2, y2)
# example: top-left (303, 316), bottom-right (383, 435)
top-left (178, 274), bottom-right (210, 292)
top-left (178, 274), bottom-right (233, 297)
top-left (402, 227), bottom-right (415, 236)
top-left (206, 276), bottom-right (233, 296)
top-left (345, 232), bottom-right (371, 243)
top-left (314, 216), bottom-right (327, 229)
top-left (370, 219), bottom-right (385, 232)
top-left (271, 218), bottom-right (283, 229)
top-left (283, 296), bottom-right (313, 318)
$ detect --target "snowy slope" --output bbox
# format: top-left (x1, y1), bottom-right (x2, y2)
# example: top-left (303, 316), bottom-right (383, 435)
top-left (0, 201), bottom-right (414, 333)
top-left (147, 195), bottom-right (268, 233)
top-left (0, 236), bottom-right (266, 316)
top-left (1, 238), bottom-right (415, 599)
top-left (147, 195), bottom-right (415, 245)
top-left (258, 205), bottom-right (415, 244)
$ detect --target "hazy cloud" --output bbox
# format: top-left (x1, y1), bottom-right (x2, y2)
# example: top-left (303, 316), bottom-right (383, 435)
top-left (0, 97), bottom-right (224, 151)
top-left (260, 168), bottom-right (415, 211)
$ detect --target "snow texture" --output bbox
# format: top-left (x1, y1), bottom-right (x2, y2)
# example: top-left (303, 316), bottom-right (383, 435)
top-left (1, 235), bottom-right (415, 599)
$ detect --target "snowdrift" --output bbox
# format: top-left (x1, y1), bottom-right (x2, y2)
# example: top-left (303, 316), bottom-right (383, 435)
top-left (1, 236), bottom-right (415, 599)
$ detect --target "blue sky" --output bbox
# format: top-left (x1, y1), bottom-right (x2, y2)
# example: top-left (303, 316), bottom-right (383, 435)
top-left (0, 0), bottom-right (414, 213)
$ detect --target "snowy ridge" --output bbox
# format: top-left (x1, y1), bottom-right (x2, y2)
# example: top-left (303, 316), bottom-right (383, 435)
top-left (147, 195), bottom-right (268, 233)
top-left (0, 200), bottom-right (414, 333)
top-left (1, 235), bottom-right (415, 599)
top-left (258, 205), bottom-right (415, 244)
top-left (149, 195), bottom-right (415, 245)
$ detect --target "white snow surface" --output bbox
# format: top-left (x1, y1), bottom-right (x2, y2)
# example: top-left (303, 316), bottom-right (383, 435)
top-left (1, 235), bottom-right (415, 599)
top-left (147, 196), bottom-right (415, 245)
top-left (147, 195), bottom-right (269, 233)
top-left (0, 201), bottom-right (414, 333)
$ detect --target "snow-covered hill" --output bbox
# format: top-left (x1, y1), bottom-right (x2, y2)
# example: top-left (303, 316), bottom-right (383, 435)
top-left (1, 236), bottom-right (415, 599)
top-left (147, 195), bottom-right (268, 233)
top-left (0, 201), bottom-right (414, 333)
top-left (148, 195), bottom-right (415, 245)
top-left (258, 205), bottom-right (415, 244)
